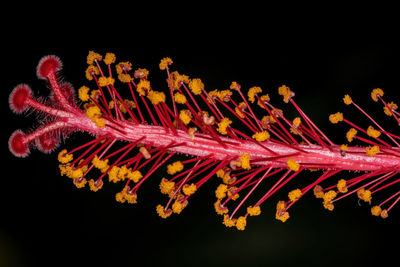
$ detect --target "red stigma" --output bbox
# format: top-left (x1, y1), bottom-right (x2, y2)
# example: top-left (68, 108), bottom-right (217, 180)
top-left (9, 84), bottom-right (32, 113)
top-left (37, 55), bottom-right (62, 79)
top-left (9, 130), bottom-right (30, 157)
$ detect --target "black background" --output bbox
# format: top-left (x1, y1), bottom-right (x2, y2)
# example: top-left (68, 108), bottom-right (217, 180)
top-left (1, 6), bottom-right (400, 267)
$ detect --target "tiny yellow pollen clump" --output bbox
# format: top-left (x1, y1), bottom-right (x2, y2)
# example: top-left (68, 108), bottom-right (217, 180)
top-left (182, 183), bottom-right (197, 196)
top-left (257, 94), bottom-right (270, 109)
top-left (323, 190), bottom-right (337, 203)
top-left (85, 65), bottom-right (100, 80)
top-left (367, 126), bottom-right (381, 138)
top-left (346, 128), bottom-right (358, 143)
top-left (179, 109), bottom-right (192, 125)
top-left (383, 102), bottom-right (398, 116)
top-left (92, 155), bottom-right (109, 173)
top-left (371, 88), bottom-right (384, 102)
top-left (218, 90), bottom-right (232, 102)
top-left (58, 149), bottom-right (73, 163)
top-left (108, 166), bottom-right (121, 183)
top-left (247, 205), bottom-right (261, 216)
top-left (85, 106), bottom-right (101, 120)
top-left (73, 177), bottom-right (87, 189)
top-left (292, 117), bottom-right (301, 127)
top-left (329, 112), bottom-right (344, 124)
top-left (167, 161), bottom-right (184, 175)
top-left (147, 90), bottom-right (166, 105)
top-left (343, 94), bottom-right (352, 105)
top-left (160, 178), bottom-right (175, 195)
top-left (275, 201), bottom-right (290, 222)
top-left (118, 73), bottom-right (132, 83)
top-left (136, 80), bottom-right (150, 96)
top-left (240, 153), bottom-right (251, 170)
top-left (287, 158), bottom-right (300, 172)
top-left (371, 205), bottom-right (382, 216)
top-left (323, 202), bottom-right (335, 211)
top-left (159, 57), bottom-right (173, 70)
top-left (171, 199), bottom-right (187, 214)
top-left (278, 85), bottom-right (293, 103)
top-left (313, 185), bottom-right (324, 199)
top-left (357, 188), bottom-right (372, 203)
top-left (340, 144), bottom-right (348, 151)
top-left (214, 200), bottom-right (229, 215)
top-left (156, 204), bottom-right (172, 219)
top-left (127, 170), bottom-right (143, 183)
top-left (366, 145), bottom-right (380, 156)
top-left (115, 61), bottom-right (132, 74)
top-left (236, 216), bottom-right (247, 230)
top-left (337, 179), bottom-right (348, 193)
top-left (88, 179), bottom-right (103, 192)
top-left (223, 215), bottom-right (236, 228)
top-left (217, 117), bottom-right (232, 135)
top-left (87, 51), bottom-right (102, 65)
top-left (288, 189), bottom-right (302, 202)
top-left (230, 81), bottom-right (241, 91)
top-left (98, 76), bottom-right (115, 87)
top-left (188, 78), bottom-right (204, 95)
top-left (215, 184), bottom-right (228, 199)
top-left (78, 86), bottom-right (90, 102)
top-left (103, 53), bottom-right (116, 65)
top-left (252, 131), bottom-right (270, 142)
top-left (247, 86), bottom-right (262, 103)
top-left (174, 92), bottom-right (187, 104)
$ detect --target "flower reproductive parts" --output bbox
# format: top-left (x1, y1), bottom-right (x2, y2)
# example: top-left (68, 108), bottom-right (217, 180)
top-left (8, 51), bottom-right (400, 230)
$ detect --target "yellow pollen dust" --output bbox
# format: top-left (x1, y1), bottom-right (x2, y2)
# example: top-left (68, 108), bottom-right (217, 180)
top-left (174, 92), bottom-right (187, 104)
top-left (357, 188), bottom-right (372, 203)
top-left (329, 112), bottom-right (344, 124)
top-left (371, 205), bottom-right (382, 216)
top-left (147, 90), bottom-right (166, 105)
top-left (78, 86), bottom-right (90, 102)
top-left (179, 110), bottom-right (192, 125)
top-left (160, 178), bottom-right (175, 195)
top-left (340, 144), bottom-right (348, 151)
top-left (103, 53), bottom-right (116, 65)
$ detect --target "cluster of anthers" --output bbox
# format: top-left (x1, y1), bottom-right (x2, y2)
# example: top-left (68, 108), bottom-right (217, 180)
top-left (8, 51), bottom-right (400, 230)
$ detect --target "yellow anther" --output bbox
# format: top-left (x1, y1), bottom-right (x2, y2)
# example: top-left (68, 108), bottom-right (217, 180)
top-left (174, 92), bottom-right (187, 104)
top-left (179, 109), bottom-right (192, 125)
top-left (127, 170), bottom-right (143, 183)
top-left (217, 117), bottom-right (232, 135)
top-left (167, 161), bottom-right (184, 175)
top-left (337, 179), bottom-right (348, 193)
top-left (287, 158), bottom-right (300, 172)
top-left (108, 166), bottom-right (121, 183)
top-left (257, 94), bottom-right (270, 108)
top-left (343, 94), bottom-right (352, 105)
top-left (313, 185), bottom-right (324, 199)
top-left (367, 126), bottom-right (381, 138)
top-left (357, 188), bottom-right (372, 203)
top-left (288, 189), bottom-right (302, 202)
top-left (159, 57), bottom-right (173, 70)
top-left (104, 53), bottom-right (116, 65)
top-left (58, 149), bottom-right (73, 163)
top-left (87, 51), bottom-right (102, 65)
top-left (230, 81), bottom-right (241, 91)
top-left (247, 86), bottom-right (262, 103)
top-left (88, 179), bottom-right (103, 192)
top-left (85, 65), bottom-right (100, 80)
top-left (147, 90), bottom-right (166, 105)
top-left (214, 200), bottom-right (229, 215)
top-left (323, 190), bottom-right (337, 203)
top-left (275, 201), bottom-right (290, 222)
top-left (115, 61), bottom-right (132, 74)
top-left (188, 78), bottom-right (204, 95)
top-left (329, 112), bottom-right (344, 124)
top-left (292, 117), bottom-right (301, 128)
top-left (222, 214), bottom-right (236, 228)
top-left (118, 73), bottom-right (132, 83)
top-left (383, 102), bottom-right (398, 116)
top-left (182, 183), bottom-right (197, 196)
top-left (340, 144), bottom-right (348, 151)
top-left (215, 184), bottom-right (228, 199)
top-left (91, 155), bottom-right (109, 173)
top-left (156, 204), bottom-right (172, 219)
top-left (371, 205), bottom-right (382, 216)
top-left (247, 205), bottom-right (261, 216)
top-left (366, 145), bottom-right (380, 156)
top-left (73, 177), bottom-right (87, 189)
top-left (160, 178), bottom-right (175, 195)
top-left (278, 85), bottom-right (294, 103)
top-left (371, 88), bottom-right (384, 102)
top-left (240, 153), bottom-right (251, 170)
top-left (346, 128), bottom-right (357, 143)
top-left (136, 80), bottom-right (150, 96)
top-left (78, 86), bottom-right (90, 102)
top-left (235, 216), bottom-right (247, 231)
top-left (252, 131), bottom-right (270, 141)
